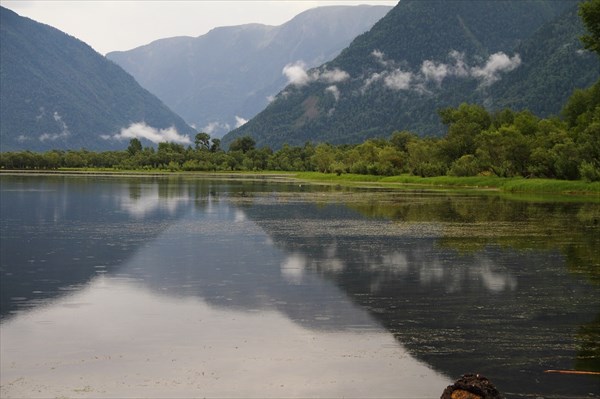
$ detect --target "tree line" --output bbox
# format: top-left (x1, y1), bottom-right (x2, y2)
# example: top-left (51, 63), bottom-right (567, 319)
top-left (1, 80), bottom-right (598, 182)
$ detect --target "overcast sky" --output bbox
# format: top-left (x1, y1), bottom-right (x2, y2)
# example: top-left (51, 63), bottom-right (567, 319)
top-left (1, 1), bottom-right (397, 55)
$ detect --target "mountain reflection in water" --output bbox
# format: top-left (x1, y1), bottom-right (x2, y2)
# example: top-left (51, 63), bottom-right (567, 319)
top-left (1, 175), bottom-right (598, 398)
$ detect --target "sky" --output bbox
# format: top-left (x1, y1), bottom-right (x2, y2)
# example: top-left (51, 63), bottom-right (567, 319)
top-left (1, 0), bottom-right (398, 55)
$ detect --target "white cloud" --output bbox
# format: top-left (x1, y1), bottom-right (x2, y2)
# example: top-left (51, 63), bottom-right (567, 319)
top-left (283, 61), bottom-right (350, 87)
top-left (283, 61), bottom-right (311, 86)
top-left (363, 49), bottom-right (521, 92)
top-left (471, 52), bottom-right (521, 86)
top-left (39, 132), bottom-right (69, 141)
top-left (448, 50), bottom-right (469, 77)
top-left (384, 69), bottom-right (413, 90)
top-left (39, 111), bottom-right (70, 142)
top-left (202, 121), bottom-right (231, 135)
top-left (106, 122), bottom-right (191, 145)
top-left (371, 49), bottom-right (388, 66)
top-left (35, 106), bottom-right (45, 121)
top-left (235, 115), bottom-right (248, 128)
top-left (419, 51), bottom-right (469, 85)
top-left (325, 85), bottom-right (340, 101)
top-left (420, 60), bottom-right (449, 85)
top-left (372, 49), bottom-right (384, 58)
top-left (362, 72), bottom-right (383, 92)
top-left (320, 68), bottom-right (350, 83)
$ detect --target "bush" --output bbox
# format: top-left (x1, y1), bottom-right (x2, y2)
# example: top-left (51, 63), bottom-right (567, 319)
top-left (414, 162), bottom-right (447, 177)
top-left (449, 154), bottom-right (480, 177)
top-left (579, 161), bottom-right (600, 182)
top-left (167, 161), bottom-right (181, 172)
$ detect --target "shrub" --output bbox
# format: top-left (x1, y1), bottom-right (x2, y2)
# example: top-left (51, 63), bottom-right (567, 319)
top-left (579, 161), bottom-right (600, 182)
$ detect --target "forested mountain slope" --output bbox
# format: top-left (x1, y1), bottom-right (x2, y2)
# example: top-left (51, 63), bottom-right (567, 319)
top-left (488, 5), bottom-right (600, 115)
top-left (0, 7), bottom-right (196, 151)
top-left (107, 5), bottom-right (392, 138)
top-left (224, 0), bottom-right (595, 149)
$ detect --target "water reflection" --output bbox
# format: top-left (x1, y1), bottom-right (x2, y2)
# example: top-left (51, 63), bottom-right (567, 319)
top-left (1, 175), bottom-right (598, 398)
top-left (237, 199), bottom-right (599, 397)
top-left (117, 181), bottom-right (192, 218)
top-left (1, 276), bottom-right (450, 398)
top-left (1, 176), bottom-right (451, 397)
top-left (108, 199), bottom-right (386, 333)
top-left (0, 176), bottom-right (195, 318)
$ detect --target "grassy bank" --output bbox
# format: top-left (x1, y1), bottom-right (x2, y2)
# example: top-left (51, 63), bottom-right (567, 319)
top-left (2, 168), bottom-right (599, 196)
top-left (294, 172), bottom-right (600, 195)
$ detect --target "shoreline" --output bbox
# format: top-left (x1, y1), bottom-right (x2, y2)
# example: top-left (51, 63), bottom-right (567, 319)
top-left (1, 169), bottom-right (599, 198)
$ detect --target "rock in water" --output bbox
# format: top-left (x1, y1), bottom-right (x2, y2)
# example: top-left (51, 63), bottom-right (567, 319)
top-left (440, 374), bottom-right (502, 399)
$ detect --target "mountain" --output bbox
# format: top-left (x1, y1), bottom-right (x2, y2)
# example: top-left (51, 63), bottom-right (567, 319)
top-left (487, 4), bottom-right (600, 116)
top-left (0, 6), bottom-right (196, 152)
top-left (106, 5), bottom-right (392, 138)
top-left (224, 0), bottom-right (597, 149)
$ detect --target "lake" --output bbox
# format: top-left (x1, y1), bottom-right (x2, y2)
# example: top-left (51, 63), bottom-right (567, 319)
top-left (0, 174), bottom-right (598, 398)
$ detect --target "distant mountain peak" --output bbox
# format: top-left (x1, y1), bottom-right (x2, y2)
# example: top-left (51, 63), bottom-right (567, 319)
top-left (107, 5), bottom-right (393, 138)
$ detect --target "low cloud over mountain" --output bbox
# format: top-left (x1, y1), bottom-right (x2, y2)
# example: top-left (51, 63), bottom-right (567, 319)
top-left (224, 0), bottom-right (597, 149)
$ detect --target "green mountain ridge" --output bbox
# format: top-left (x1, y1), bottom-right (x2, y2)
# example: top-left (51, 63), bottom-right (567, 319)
top-left (488, 5), bottom-right (600, 115)
top-left (0, 6), bottom-right (196, 152)
top-left (224, 0), bottom-right (598, 149)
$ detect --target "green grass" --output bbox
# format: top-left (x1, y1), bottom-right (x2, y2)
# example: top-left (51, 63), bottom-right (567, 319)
top-left (294, 172), bottom-right (600, 195)
top-left (3, 168), bottom-right (599, 196)
top-left (500, 178), bottom-right (600, 194)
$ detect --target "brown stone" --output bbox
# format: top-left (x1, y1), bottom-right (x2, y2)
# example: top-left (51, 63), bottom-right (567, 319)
top-left (441, 374), bottom-right (502, 399)
top-left (451, 389), bottom-right (483, 399)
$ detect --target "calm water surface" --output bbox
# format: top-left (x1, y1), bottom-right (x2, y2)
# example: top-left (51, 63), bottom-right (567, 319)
top-left (0, 175), bottom-right (598, 398)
